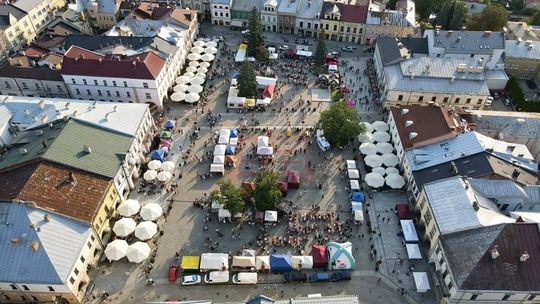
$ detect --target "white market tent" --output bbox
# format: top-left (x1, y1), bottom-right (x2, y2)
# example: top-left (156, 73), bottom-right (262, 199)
top-left (218, 129), bottom-right (230, 144)
top-left (210, 163), bottom-right (224, 174)
top-left (140, 203), bottom-right (163, 221)
top-left (365, 172), bottom-right (385, 188)
top-left (360, 142), bottom-right (377, 155)
top-left (385, 167), bottom-right (400, 175)
top-left (350, 180), bottom-right (360, 190)
top-left (406, 243), bottom-right (422, 260)
top-left (257, 136), bottom-right (269, 147)
top-left (113, 217), bottom-right (136, 237)
top-left (190, 46), bottom-right (204, 53)
top-left (214, 144), bottom-right (226, 156)
top-left (117, 199), bottom-right (140, 217)
top-left (348, 169), bottom-right (360, 179)
top-left (376, 142), bottom-right (394, 154)
top-left (400, 219), bottom-right (419, 242)
top-left (351, 201), bottom-right (363, 212)
top-left (218, 208), bottom-right (231, 221)
top-left (264, 210), bottom-right (278, 222)
top-left (200, 253), bottom-right (229, 271)
top-left (104, 239), bottom-right (128, 261)
top-left (174, 84), bottom-right (189, 92)
top-left (372, 121), bottom-right (389, 132)
top-left (291, 256), bottom-right (313, 269)
top-left (256, 256), bottom-right (271, 271)
top-left (213, 155), bottom-right (225, 164)
top-left (134, 221), bottom-right (158, 241)
top-left (327, 242), bottom-right (356, 270)
top-left (386, 174), bottom-right (406, 189)
top-left (354, 210), bottom-right (364, 222)
top-left (381, 153), bottom-right (399, 167)
top-left (373, 131), bottom-right (391, 142)
top-left (257, 136), bottom-right (273, 155)
top-left (413, 272), bottom-right (431, 292)
top-left (232, 256), bottom-right (256, 270)
top-left (126, 241), bottom-right (151, 263)
top-left (372, 167), bottom-right (386, 176)
top-left (346, 160), bottom-right (356, 169)
top-left (364, 154), bottom-right (383, 168)
top-left (358, 133), bottom-right (374, 143)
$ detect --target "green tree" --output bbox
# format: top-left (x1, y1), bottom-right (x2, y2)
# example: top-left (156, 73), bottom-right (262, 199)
top-left (510, 0), bottom-right (525, 11)
top-left (216, 180), bottom-right (245, 215)
top-left (319, 101), bottom-right (366, 147)
top-left (253, 171), bottom-right (282, 211)
top-left (314, 29), bottom-right (327, 74)
top-left (237, 61), bottom-right (258, 98)
top-left (467, 4), bottom-right (508, 31)
top-left (254, 45), bottom-right (269, 61)
top-left (416, 0), bottom-right (444, 21)
top-left (247, 7), bottom-right (265, 56)
top-left (436, 0), bottom-right (469, 30)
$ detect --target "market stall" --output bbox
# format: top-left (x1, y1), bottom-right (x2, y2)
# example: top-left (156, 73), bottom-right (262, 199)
top-left (400, 219), bottom-right (419, 242)
top-left (270, 254), bottom-right (292, 272)
top-left (395, 204), bottom-right (412, 220)
top-left (327, 242), bottom-right (356, 270)
top-left (291, 256), bottom-right (314, 270)
top-left (287, 170), bottom-right (300, 188)
top-left (312, 245), bottom-right (328, 268)
top-left (256, 255), bottom-right (271, 272)
top-left (181, 256), bottom-right (200, 273)
top-left (232, 256), bottom-right (257, 271)
top-left (413, 272), bottom-right (431, 292)
top-left (406, 243), bottom-right (422, 260)
top-left (200, 253), bottom-right (229, 272)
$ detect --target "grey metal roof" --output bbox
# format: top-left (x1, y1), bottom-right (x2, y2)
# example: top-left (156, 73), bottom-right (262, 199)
top-left (0, 5), bottom-right (27, 27)
top-left (12, 0), bottom-right (42, 13)
top-left (297, 0), bottom-right (323, 20)
top-left (469, 178), bottom-right (528, 202)
top-left (506, 40), bottom-right (540, 60)
top-left (469, 110), bottom-right (540, 140)
top-left (0, 202), bottom-right (91, 284)
top-left (426, 30), bottom-right (505, 55)
top-left (399, 57), bottom-right (486, 80)
top-left (277, 0), bottom-right (300, 15)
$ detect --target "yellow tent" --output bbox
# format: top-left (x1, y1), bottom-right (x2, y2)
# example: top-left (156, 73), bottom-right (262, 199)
top-left (181, 256), bottom-right (200, 272)
top-left (245, 98), bottom-right (256, 107)
top-left (239, 44), bottom-right (248, 49)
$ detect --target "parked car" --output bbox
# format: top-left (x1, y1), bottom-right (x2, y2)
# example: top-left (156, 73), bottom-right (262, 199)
top-left (526, 79), bottom-right (538, 90)
top-left (341, 46), bottom-right (354, 52)
top-left (181, 274), bottom-right (201, 286)
top-left (279, 45), bottom-right (289, 51)
top-left (330, 271), bottom-right (352, 282)
top-left (232, 272), bottom-right (258, 284)
top-left (308, 272), bottom-right (331, 283)
top-left (204, 271), bottom-right (229, 284)
top-left (328, 51), bottom-right (339, 57)
top-left (168, 264), bottom-right (179, 283)
top-left (283, 272), bottom-right (307, 283)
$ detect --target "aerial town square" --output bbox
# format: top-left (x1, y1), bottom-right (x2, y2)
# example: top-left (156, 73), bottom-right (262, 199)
top-left (1, 0), bottom-right (540, 304)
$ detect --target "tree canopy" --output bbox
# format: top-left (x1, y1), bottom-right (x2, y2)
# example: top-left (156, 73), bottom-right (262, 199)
top-left (314, 30), bottom-right (327, 74)
top-left (436, 0), bottom-right (469, 30)
top-left (247, 7), bottom-right (265, 57)
top-left (467, 4), bottom-right (508, 31)
top-left (415, 0), bottom-right (444, 21)
top-left (237, 61), bottom-right (258, 98)
top-left (319, 101), bottom-right (366, 148)
top-left (214, 180), bottom-right (245, 215)
top-left (253, 171), bottom-right (282, 211)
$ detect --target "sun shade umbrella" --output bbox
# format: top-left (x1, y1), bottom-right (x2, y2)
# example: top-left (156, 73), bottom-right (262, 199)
top-left (366, 172), bottom-right (385, 188)
top-left (190, 46), bottom-right (204, 53)
top-left (193, 40), bottom-right (205, 47)
top-left (187, 53), bottom-right (202, 61)
top-left (161, 161), bottom-right (175, 171)
top-left (376, 142), bottom-right (394, 154)
top-left (373, 131), bottom-right (391, 142)
top-left (197, 66), bottom-right (208, 74)
top-left (360, 142), bottom-right (377, 155)
top-left (371, 167), bottom-right (386, 176)
top-left (350, 180), bottom-right (360, 190)
top-left (104, 239), bottom-right (128, 261)
top-left (382, 153), bottom-right (399, 167)
top-left (134, 221), bottom-right (158, 241)
top-left (199, 61), bottom-right (211, 68)
top-left (157, 170), bottom-right (172, 182)
top-left (170, 92), bottom-right (186, 102)
top-left (190, 76), bottom-right (205, 85)
top-left (195, 72), bottom-right (206, 79)
top-left (187, 84), bottom-right (203, 94)
top-left (348, 169), bottom-right (360, 179)
top-left (364, 154), bottom-right (383, 168)
top-left (173, 84), bottom-right (188, 92)
top-left (201, 53), bottom-right (215, 61)
top-left (143, 169), bottom-right (158, 181)
top-left (185, 93), bottom-right (200, 104)
top-left (126, 241), bottom-right (151, 263)
top-left (358, 133), bottom-right (374, 143)
top-left (113, 217), bottom-right (136, 237)
top-left (346, 160), bottom-right (356, 169)
top-left (385, 167), bottom-right (399, 175)
top-left (372, 121), bottom-right (389, 132)
top-left (188, 61), bottom-right (200, 68)
top-left (184, 71), bottom-right (196, 78)
top-left (205, 41), bottom-right (218, 48)
top-left (204, 47), bottom-right (218, 54)
top-left (186, 66), bottom-right (197, 73)
top-left (140, 203), bottom-right (163, 221)
top-left (386, 174), bottom-right (406, 189)
top-left (362, 122), bottom-right (374, 133)
top-left (176, 75), bottom-right (190, 84)
top-left (117, 199), bottom-right (140, 217)
top-left (147, 160), bottom-right (162, 170)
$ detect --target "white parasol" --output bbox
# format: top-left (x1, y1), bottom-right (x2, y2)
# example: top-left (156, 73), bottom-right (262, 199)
top-left (381, 153), bottom-right (399, 167)
top-left (104, 239), bottom-right (128, 261)
top-left (170, 92), bottom-right (186, 102)
top-left (350, 179), bottom-right (360, 190)
top-left (197, 66), bottom-right (208, 74)
top-left (199, 62), bottom-right (211, 68)
top-left (362, 122), bottom-right (375, 133)
top-left (126, 241), bottom-right (151, 263)
top-left (117, 199), bottom-right (140, 217)
top-left (373, 131), bottom-right (391, 142)
top-left (348, 169), bottom-right (360, 179)
top-left (185, 93), bottom-right (200, 104)
top-left (193, 40), bottom-right (205, 47)
top-left (195, 72), bottom-right (206, 79)
top-left (147, 160), bottom-right (162, 170)
top-left (140, 203), bottom-right (163, 221)
top-left (190, 46), bottom-right (204, 53)
top-left (134, 221), bottom-right (158, 241)
top-left (157, 171), bottom-right (172, 182)
top-left (205, 41), bottom-right (218, 48)
top-left (184, 71), bottom-right (196, 78)
top-left (385, 174), bottom-right (406, 189)
top-left (201, 53), bottom-right (215, 62)
top-left (187, 84), bottom-right (203, 94)
top-left (187, 53), bottom-right (202, 61)
top-left (173, 84), bottom-right (189, 92)
top-left (113, 217), bottom-right (136, 237)
top-left (204, 47), bottom-right (218, 54)
top-left (346, 160), bottom-right (356, 169)
top-left (360, 142), bottom-right (377, 155)
top-left (372, 121), bottom-right (389, 132)
top-left (385, 167), bottom-right (400, 175)
top-left (176, 75), bottom-right (190, 84)
top-left (186, 66), bottom-right (198, 73)
top-left (190, 76), bottom-right (205, 85)
top-left (358, 133), bottom-right (374, 143)
top-left (365, 172), bottom-right (385, 188)
top-left (161, 161), bottom-right (175, 171)
top-left (364, 154), bottom-right (383, 168)
top-left (143, 169), bottom-right (158, 181)
top-left (376, 142), bottom-right (394, 154)
top-left (371, 167), bottom-right (386, 176)
top-left (188, 61), bottom-right (200, 68)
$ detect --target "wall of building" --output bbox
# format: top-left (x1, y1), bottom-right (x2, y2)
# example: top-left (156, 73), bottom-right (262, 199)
top-left (383, 90), bottom-right (488, 110)
top-left (1, 14), bottom-right (38, 54)
top-left (295, 18), bottom-right (320, 38)
top-left (211, 3), bottom-right (231, 25)
top-left (27, 0), bottom-right (54, 33)
top-left (505, 56), bottom-right (540, 80)
top-left (0, 77), bottom-right (70, 98)
top-left (416, 190), bottom-right (440, 254)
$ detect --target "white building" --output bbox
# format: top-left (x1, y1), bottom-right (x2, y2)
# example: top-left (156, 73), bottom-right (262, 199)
top-left (295, 0), bottom-right (323, 38)
top-left (211, 0), bottom-right (232, 26)
top-left (0, 203), bottom-right (101, 304)
top-left (12, 0), bottom-right (55, 34)
top-left (261, 0), bottom-right (278, 32)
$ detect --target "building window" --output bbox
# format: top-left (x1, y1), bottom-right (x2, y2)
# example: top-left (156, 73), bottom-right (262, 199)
top-left (10, 284), bottom-right (16, 290)
top-left (429, 226), bottom-right (436, 238)
top-left (143, 82), bottom-right (149, 88)
top-left (466, 98), bottom-right (471, 104)
top-left (123, 81), bottom-right (127, 87)
top-left (333, 25), bottom-right (337, 31)
top-left (443, 97), bottom-right (449, 103)
top-left (112, 81), bottom-right (117, 86)
top-left (48, 286), bottom-right (54, 291)
top-left (70, 277), bottom-right (75, 284)
top-left (454, 98), bottom-right (460, 103)
top-left (97, 90), bottom-right (102, 96)
top-left (502, 295), bottom-right (511, 301)
top-left (22, 285), bottom-right (29, 290)
top-left (470, 295), bottom-right (479, 300)
top-left (424, 209), bottom-right (433, 225)
top-left (31, 296), bottom-right (38, 301)
top-left (431, 96), bottom-right (436, 101)
top-left (106, 90), bottom-right (111, 96)
top-left (87, 241), bottom-right (91, 249)
top-left (145, 92), bottom-right (151, 99)
top-left (74, 268), bottom-right (79, 275)
top-left (103, 80), bottom-right (108, 86)
top-left (528, 295), bottom-right (538, 301)
top-left (398, 95), bottom-right (403, 101)
top-left (83, 79), bottom-right (87, 85)
top-left (80, 256), bottom-right (86, 263)
top-left (126, 92), bottom-right (131, 97)
top-left (447, 282), bottom-right (453, 290)
top-left (477, 99), bottom-right (483, 104)
top-left (22, 82), bottom-right (28, 89)
top-left (75, 89), bottom-right (80, 95)
top-left (2, 295), bottom-right (10, 300)
top-left (418, 96), bottom-right (424, 102)
top-left (71, 78), bottom-right (76, 84)
top-left (94, 80), bottom-right (98, 85)
top-left (4, 81), bottom-right (10, 89)
top-left (116, 91), bottom-right (120, 97)
top-left (86, 89), bottom-right (91, 95)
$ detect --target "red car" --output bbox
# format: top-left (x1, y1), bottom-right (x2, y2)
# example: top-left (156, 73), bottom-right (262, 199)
top-left (168, 264), bottom-right (179, 283)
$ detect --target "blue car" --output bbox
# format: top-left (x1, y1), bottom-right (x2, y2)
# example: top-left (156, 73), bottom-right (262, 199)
top-left (308, 272), bottom-right (330, 283)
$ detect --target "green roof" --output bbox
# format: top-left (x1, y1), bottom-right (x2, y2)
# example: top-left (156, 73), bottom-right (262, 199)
top-left (43, 120), bottom-right (133, 178)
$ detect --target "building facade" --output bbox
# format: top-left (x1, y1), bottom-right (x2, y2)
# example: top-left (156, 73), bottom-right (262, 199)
top-left (261, 0), bottom-right (278, 32)
top-left (210, 0), bottom-right (232, 26)
top-left (0, 63), bottom-right (70, 98)
top-left (0, 6), bottom-right (37, 56)
top-left (295, 0), bottom-right (323, 38)
top-left (13, 0), bottom-right (54, 34)
top-left (319, 3), bottom-right (367, 43)
top-left (277, 0), bottom-right (299, 34)
top-left (505, 40), bottom-right (540, 80)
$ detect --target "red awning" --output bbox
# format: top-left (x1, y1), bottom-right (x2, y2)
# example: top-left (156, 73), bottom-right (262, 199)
top-left (287, 170), bottom-right (300, 188)
top-left (263, 84), bottom-right (275, 98)
top-left (312, 245), bottom-right (328, 268)
top-left (395, 204), bottom-right (412, 220)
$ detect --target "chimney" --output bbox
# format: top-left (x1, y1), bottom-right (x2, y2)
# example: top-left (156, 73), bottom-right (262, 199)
top-left (520, 251), bottom-right (529, 262)
top-left (11, 238), bottom-right (20, 245)
top-left (113, 105), bottom-right (117, 112)
top-left (451, 161), bottom-right (458, 174)
top-left (409, 132), bottom-right (418, 139)
top-left (450, 76), bottom-right (455, 83)
top-left (462, 26), bottom-right (467, 31)
top-left (19, 148), bottom-right (28, 155)
top-left (405, 120), bottom-right (413, 127)
top-left (65, 102), bottom-right (71, 109)
top-left (31, 240), bottom-right (40, 251)
top-left (483, 31), bottom-right (492, 37)
top-left (43, 213), bottom-right (50, 222)
top-left (105, 112), bottom-right (110, 121)
top-left (491, 246), bottom-right (499, 260)
top-left (447, 30), bottom-right (453, 36)
top-left (132, 61), bottom-right (137, 68)
top-left (98, 58), bottom-right (103, 63)
top-left (400, 108), bottom-right (409, 115)
top-left (83, 145), bottom-right (92, 153)
top-left (38, 99), bottom-right (45, 109)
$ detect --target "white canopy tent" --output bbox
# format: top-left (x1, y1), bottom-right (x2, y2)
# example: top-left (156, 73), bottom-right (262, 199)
top-left (218, 129), bottom-right (230, 144)
top-left (360, 142), bottom-right (377, 155)
top-left (188, 61), bottom-right (200, 68)
top-left (348, 169), bottom-right (360, 179)
top-left (104, 239), bottom-right (128, 261)
top-left (351, 201), bottom-right (363, 212)
top-left (117, 199), bottom-right (140, 217)
top-left (204, 47), bottom-right (218, 54)
top-left (218, 208), bottom-right (231, 221)
top-left (386, 174), bottom-right (406, 189)
top-left (381, 153), bottom-right (399, 167)
top-left (205, 41), bottom-right (218, 48)
top-left (372, 121), bottom-right (389, 132)
top-left (176, 75), bottom-right (190, 84)
top-left (362, 122), bottom-right (375, 133)
top-left (197, 66), bottom-right (208, 74)
top-left (365, 172), bottom-right (385, 188)
top-left (190, 76), bottom-right (205, 85)
top-left (143, 169), bottom-right (158, 181)
top-left (147, 160), bottom-right (162, 170)
top-left (184, 71), bottom-right (195, 78)
top-left (256, 256), bottom-right (270, 271)
top-left (413, 272), bottom-right (431, 292)
top-left (350, 180), bottom-right (360, 190)
top-left (200, 253), bottom-right (229, 271)
top-left (354, 210), bottom-right (364, 222)
top-left (201, 53), bottom-right (215, 61)
top-left (257, 146), bottom-right (274, 155)
top-left (346, 160), bottom-right (356, 169)
top-left (371, 167), bottom-right (386, 176)
top-left (214, 144), bottom-right (226, 156)
top-left (157, 171), bottom-right (172, 182)
top-left (406, 243), bottom-right (422, 260)
top-left (199, 61), bottom-right (211, 68)
top-left (187, 84), bottom-right (203, 94)
top-left (193, 40), bottom-right (205, 47)
top-left (291, 256), bottom-right (313, 269)
top-left (126, 241), bottom-right (151, 263)
top-left (174, 84), bottom-right (189, 92)
top-left (190, 46), bottom-right (204, 53)
top-left (400, 219), bottom-right (419, 242)
top-left (186, 66), bottom-right (197, 73)
top-left (358, 133), bottom-right (374, 143)
top-left (264, 210), bottom-right (278, 222)
top-left (140, 203), bottom-right (163, 221)
top-left (134, 221), bottom-right (158, 241)
top-left (376, 142), bottom-right (394, 154)
top-left (373, 131), bottom-right (391, 142)
top-left (213, 155), bottom-right (225, 164)
top-left (210, 163), bottom-right (224, 174)
top-left (364, 154), bottom-right (383, 168)
top-left (113, 217), bottom-right (136, 237)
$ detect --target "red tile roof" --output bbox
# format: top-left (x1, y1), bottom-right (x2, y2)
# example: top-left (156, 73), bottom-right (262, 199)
top-left (341, 4), bottom-right (368, 24)
top-left (129, 2), bottom-right (173, 20)
top-left (22, 45), bottom-right (50, 58)
top-left (62, 45), bottom-right (165, 80)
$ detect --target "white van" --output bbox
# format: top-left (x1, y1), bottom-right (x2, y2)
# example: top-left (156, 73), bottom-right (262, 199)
top-left (232, 272), bottom-right (258, 285)
top-left (204, 271), bottom-right (230, 284)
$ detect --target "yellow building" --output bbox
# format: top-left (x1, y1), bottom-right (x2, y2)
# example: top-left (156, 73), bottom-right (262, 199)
top-left (319, 2), bottom-right (367, 44)
top-left (0, 5), bottom-right (37, 56)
